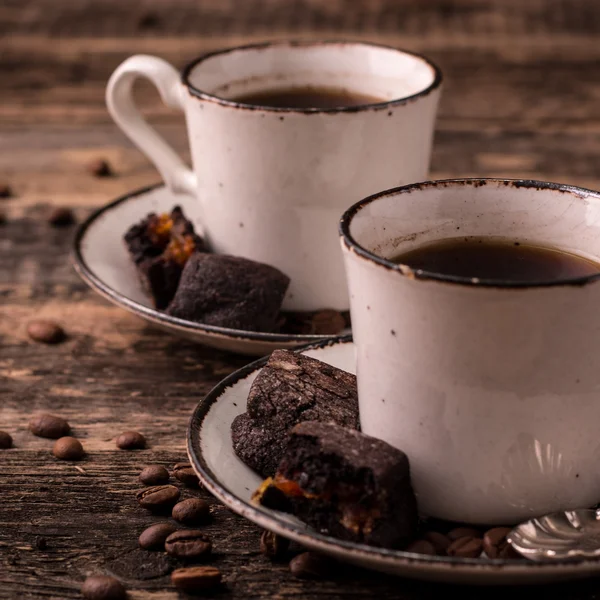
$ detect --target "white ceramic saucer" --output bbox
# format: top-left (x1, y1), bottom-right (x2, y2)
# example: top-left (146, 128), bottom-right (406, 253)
top-left (187, 337), bottom-right (600, 585)
top-left (72, 183), bottom-right (346, 355)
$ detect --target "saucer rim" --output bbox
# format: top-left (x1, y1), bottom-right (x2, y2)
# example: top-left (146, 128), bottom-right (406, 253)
top-left (72, 182), bottom-right (343, 344)
top-left (186, 336), bottom-right (600, 576)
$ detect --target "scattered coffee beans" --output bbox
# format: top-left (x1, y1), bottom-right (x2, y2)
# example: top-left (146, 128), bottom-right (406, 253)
top-left (26, 320), bottom-right (66, 344)
top-left (136, 485), bottom-right (180, 511)
top-left (0, 431), bottom-right (13, 449)
top-left (447, 536), bottom-right (483, 558)
top-left (88, 158), bottom-right (113, 178)
top-left (289, 552), bottom-right (333, 579)
top-left (405, 539), bottom-right (436, 555)
top-left (139, 465), bottom-right (169, 485)
top-left (172, 462), bottom-right (200, 487)
top-left (171, 566), bottom-right (222, 592)
top-left (29, 413), bottom-right (70, 439)
top-left (48, 207), bottom-right (75, 227)
top-left (165, 529), bottom-right (212, 560)
top-left (139, 522), bottom-right (178, 550)
top-left (116, 431), bottom-right (146, 450)
top-left (53, 436), bottom-right (84, 461)
top-left (0, 183), bottom-right (13, 198)
top-left (260, 530), bottom-right (290, 560)
top-left (172, 498), bottom-right (210, 525)
top-left (423, 531), bottom-right (451, 555)
top-left (310, 309), bottom-right (346, 335)
top-left (447, 526), bottom-right (481, 541)
top-left (81, 575), bottom-right (126, 600)
top-left (483, 527), bottom-right (520, 559)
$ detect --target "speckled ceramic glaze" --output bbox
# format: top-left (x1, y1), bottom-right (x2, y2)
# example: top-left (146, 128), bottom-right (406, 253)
top-left (340, 179), bottom-right (600, 525)
top-left (106, 41), bottom-right (442, 311)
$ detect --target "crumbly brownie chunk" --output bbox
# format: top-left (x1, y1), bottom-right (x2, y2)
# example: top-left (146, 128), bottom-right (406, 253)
top-left (124, 206), bottom-right (205, 309)
top-left (166, 253), bottom-right (289, 332)
top-left (231, 350), bottom-right (358, 477)
top-left (254, 421), bottom-right (418, 549)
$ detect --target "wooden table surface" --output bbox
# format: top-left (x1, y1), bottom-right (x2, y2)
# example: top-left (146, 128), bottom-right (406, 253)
top-left (2, 0), bottom-right (600, 598)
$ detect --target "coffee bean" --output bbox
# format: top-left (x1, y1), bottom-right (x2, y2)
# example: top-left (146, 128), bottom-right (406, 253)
top-left (173, 462), bottom-right (200, 487)
top-left (88, 158), bottom-right (113, 177)
top-left (172, 498), bottom-right (210, 525)
top-left (423, 531), bottom-right (451, 555)
top-left (405, 539), bottom-right (436, 555)
top-left (0, 431), bottom-right (13, 449)
top-left (447, 536), bottom-right (483, 558)
top-left (260, 530), bottom-right (289, 560)
top-left (29, 413), bottom-right (70, 439)
top-left (447, 526), bottom-right (481, 541)
top-left (48, 207), bottom-right (75, 227)
top-left (483, 526), bottom-right (520, 559)
top-left (310, 309), bottom-right (347, 335)
top-left (116, 431), bottom-right (146, 450)
top-left (35, 536), bottom-right (47, 550)
top-left (0, 212), bottom-right (6, 225)
top-left (53, 436), bottom-right (84, 461)
top-left (171, 566), bottom-right (222, 592)
top-left (0, 183), bottom-right (13, 198)
top-left (26, 320), bottom-right (66, 344)
top-left (289, 552), bottom-right (334, 579)
top-left (139, 465), bottom-right (169, 485)
top-left (136, 485), bottom-right (180, 511)
top-left (165, 529), bottom-right (212, 560)
top-left (138, 522), bottom-right (178, 550)
top-left (81, 575), bottom-right (126, 600)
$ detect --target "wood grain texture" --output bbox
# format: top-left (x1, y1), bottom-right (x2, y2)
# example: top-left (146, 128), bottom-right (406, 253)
top-left (2, 0), bottom-right (600, 598)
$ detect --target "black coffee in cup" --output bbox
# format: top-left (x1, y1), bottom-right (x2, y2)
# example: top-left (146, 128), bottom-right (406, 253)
top-left (391, 237), bottom-right (600, 282)
top-left (232, 86), bottom-right (384, 109)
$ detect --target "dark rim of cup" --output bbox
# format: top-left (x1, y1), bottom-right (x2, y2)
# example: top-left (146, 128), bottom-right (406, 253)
top-left (339, 178), bottom-right (600, 289)
top-left (180, 40), bottom-right (443, 114)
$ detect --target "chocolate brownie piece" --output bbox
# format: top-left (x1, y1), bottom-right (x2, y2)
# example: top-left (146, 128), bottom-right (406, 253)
top-left (231, 350), bottom-right (358, 477)
top-left (254, 421), bottom-right (418, 549)
top-left (166, 253), bottom-right (290, 332)
top-left (124, 206), bottom-right (205, 309)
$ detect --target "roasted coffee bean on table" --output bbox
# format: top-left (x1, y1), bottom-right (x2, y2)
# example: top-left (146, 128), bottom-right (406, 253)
top-left (483, 527), bottom-right (520, 559)
top-left (172, 462), bottom-right (200, 487)
top-left (87, 158), bottom-right (113, 178)
top-left (139, 464), bottom-right (169, 485)
top-left (171, 566), bottom-right (222, 592)
top-left (289, 552), bottom-right (334, 580)
top-left (260, 530), bottom-right (290, 560)
top-left (164, 529), bottom-right (212, 560)
top-left (139, 522), bottom-right (178, 550)
top-left (172, 498), bottom-right (210, 525)
top-left (0, 183), bottom-right (13, 198)
top-left (81, 575), bottom-right (126, 600)
top-left (405, 539), bottom-right (436, 555)
top-left (0, 431), bottom-right (13, 449)
top-left (115, 430), bottom-right (146, 449)
top-left (447, 536), bottom-right (483, 558)
top-left (52, 436), bottom-right (84, 461)
top-left (26, 320), bottom-right (66, 344)
top-left (423, 531), bottom-right (451, 555)
top-left (136, 485), bottom-right (180, 511)
top-left (29, 413), bottom-right (70, 438)
top-left (47, 207), bottom-right (75, 227)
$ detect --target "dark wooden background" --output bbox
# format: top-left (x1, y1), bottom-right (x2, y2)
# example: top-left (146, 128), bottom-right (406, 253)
top-left (2, 0), bottom-right (600, 598)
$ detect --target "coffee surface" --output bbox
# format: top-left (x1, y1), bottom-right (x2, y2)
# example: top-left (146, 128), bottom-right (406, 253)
top-left (232, 86), bottom-right (384, 108)
top-left (391, 237), bottom-right (600, 282)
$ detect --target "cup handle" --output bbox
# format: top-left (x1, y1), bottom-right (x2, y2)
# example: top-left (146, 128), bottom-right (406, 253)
top-left (106, 55), bottom-right (197, 196)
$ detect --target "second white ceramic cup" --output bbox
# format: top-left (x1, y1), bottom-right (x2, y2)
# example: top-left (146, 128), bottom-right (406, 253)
top-left (106, 41), bottom-right (442, 311)
top-left (341, 179), bottom-right (600, 525)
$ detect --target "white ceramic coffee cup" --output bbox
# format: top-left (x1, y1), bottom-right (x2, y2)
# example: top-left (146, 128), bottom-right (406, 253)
top-left (106, 41), bottom-right (442, 311)
top-left (340, 179), bottom-right (600, 525)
